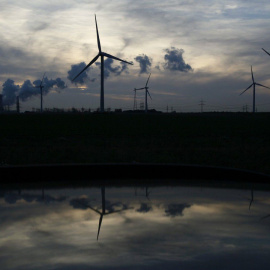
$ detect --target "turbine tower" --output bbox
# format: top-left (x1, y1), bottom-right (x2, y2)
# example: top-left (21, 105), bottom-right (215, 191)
top-left (133, 88), bottom-right (138, 110)
top-left (134, 73), bottom-right (152, 113)
top-left (72, 15), bottom-right (133, 112)
top-left (35, 72), bottom-right (46, 113)
top-left (262, 48), bottom-right (270, 56)
top-left (240, 66), bottom-right (270, 113)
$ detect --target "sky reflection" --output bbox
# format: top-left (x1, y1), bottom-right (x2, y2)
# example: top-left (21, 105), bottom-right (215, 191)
top-left (1, 186), bottom-right (270, 269)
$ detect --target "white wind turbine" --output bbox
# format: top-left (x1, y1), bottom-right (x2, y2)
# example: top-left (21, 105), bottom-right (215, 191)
top-left (134, 73), bottom-right (152, 113)
top-left (240, 66), bottom-right (270, 113)
top-left (72, 15), bottom-right (133, 112)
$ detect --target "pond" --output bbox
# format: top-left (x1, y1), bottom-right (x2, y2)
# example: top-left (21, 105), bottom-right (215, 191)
top-left (1, 183), bottom-right (270, 269)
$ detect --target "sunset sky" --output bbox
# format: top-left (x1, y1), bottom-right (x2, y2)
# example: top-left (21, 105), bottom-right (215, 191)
top-left (1, 0), bottom-right (270, 112)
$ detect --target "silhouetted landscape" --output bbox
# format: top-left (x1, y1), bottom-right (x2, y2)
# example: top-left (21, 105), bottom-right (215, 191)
top-left (0, 112), bottom-right (269, 174)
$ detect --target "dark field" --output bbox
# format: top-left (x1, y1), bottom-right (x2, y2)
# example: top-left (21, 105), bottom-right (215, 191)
top-left (0, 112), bottom-right (269, 174)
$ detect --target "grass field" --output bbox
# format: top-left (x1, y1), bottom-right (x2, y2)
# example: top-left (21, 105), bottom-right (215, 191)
top-left (0, 112), bottom-right (269, 174)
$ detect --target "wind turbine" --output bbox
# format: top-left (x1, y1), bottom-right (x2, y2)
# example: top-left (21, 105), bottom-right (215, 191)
top-left (72, 15), bottom-right (133, 112)
top-left (35, 72), bottom-right (46, 113)
top-left (240, 66), bottom-right (270, 113)
top-left (75, 187), bottom-right (131, 240)
top-left (134, 73), bottom-right (152, 113)
top-left (262, 48), bottom-right (270, 56)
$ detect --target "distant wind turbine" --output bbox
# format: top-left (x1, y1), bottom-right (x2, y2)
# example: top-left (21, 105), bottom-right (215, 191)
top-left (134, 73), bottom-right (152, 113)
top-left (262, 48), bottom-right (270, 56)
top-left (240, 66), bottom-right (270, 113)
top-left (35, 72), bottom-right (46, 113)
top-left (72, 15), bottom-right (133, 112)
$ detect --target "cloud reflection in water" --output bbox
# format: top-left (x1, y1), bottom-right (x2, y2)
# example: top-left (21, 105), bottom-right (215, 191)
top-left (0, 186), bottom-right (270, 269)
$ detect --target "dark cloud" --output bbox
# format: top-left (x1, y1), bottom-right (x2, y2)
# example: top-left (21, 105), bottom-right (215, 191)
top-left (69, 198), bottom-right (90, 210)
top-left (95, 58), bottom-right (129, 79)
top-left (163, 47), bottom-right (192, 72)
top-left (4, 192), bottom-right (66, 204)
top-left (165, 203), bottom-right (191, 217)
top-left (67, 62), bottom-right (89, 84)
top-left (19, 80), bottom-right (38, 101)
top-left (136, 203), bottom-right (152, 213)
top-left (55, 78), bottom-right (67, 89)
top-left (2, 79), bottom-right (19, 106)
top-left (134, 54), bottom-right (152, 74)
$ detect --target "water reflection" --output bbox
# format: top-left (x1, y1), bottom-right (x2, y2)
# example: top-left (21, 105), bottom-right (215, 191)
top-left (70, 187), bottom-right (132, 240)
top-left (1, 184), bottom-right (270, 269)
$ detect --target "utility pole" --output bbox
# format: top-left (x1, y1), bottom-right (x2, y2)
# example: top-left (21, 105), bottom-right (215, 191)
top-left (242, 104), bottom-right (249, 112)
top-left (199, 99), bottom-right (205, 113)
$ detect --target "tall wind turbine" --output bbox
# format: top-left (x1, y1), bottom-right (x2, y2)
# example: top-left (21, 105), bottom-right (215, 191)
top-left (240, 66), bottom-right (270, 113)
top-left (72, 15), bottom-right (133, 112)
top-left (262, 48), bottom-right (270, 56)
top-left (134, 73), bottom-right (152, 113)
top-left (35, 72), bottom-right (46, 113)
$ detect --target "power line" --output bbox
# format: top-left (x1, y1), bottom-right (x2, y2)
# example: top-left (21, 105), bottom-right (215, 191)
top-left (199, 99), bottom-right (205, 113)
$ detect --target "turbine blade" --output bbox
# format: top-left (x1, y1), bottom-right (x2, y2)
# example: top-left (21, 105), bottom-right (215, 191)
top-left (74, 199), bottom-right (102, 215)
top-left (262, 48), bottom-right (270, 56)
top-left (251, 66), bottom-right (254, 83)
top-left (256, 83), bottom-right (270, 89)
top-left (134, 87), bottom-right (145, 90)
top-left (40, 72), bottom-right (46, 86)
top-left (72, 54), bottom-right (99, 82)
top-left (240, 83), bottom-right (253, 95)
top-left (102, 52), bottom-right (133, 65)
top-left (97, 214), bottom-right (103, 240)
top-left (95, 15), bottom-right (101, 53)
top-left (87, 205), bottom-right (102, 215)
top-left (147, 90), bottom-right (152, 100)
top-left (145, 73), bottom-right (151, 87)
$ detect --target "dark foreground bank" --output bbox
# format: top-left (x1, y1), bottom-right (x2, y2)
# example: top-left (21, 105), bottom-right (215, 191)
top-left (1, 163), bottom-right (270, 189)
top-left (0, 112), bottom-right (270, 174)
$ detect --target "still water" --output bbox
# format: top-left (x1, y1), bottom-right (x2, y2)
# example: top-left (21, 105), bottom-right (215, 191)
top-left (1, 184), bottom-right (270, 269)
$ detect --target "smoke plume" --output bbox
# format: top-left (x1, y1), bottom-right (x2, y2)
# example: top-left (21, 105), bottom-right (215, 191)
top-left (163, 47), bottom-right (192, 72)
top-left (95, 58), bottom-right (129, 79)
top-left (134, 54), bottom-right (152, 74)
top-left (67, 62), bottom-right (90, 85)
top-left (1, 76), bottom-right (67, 106)
top-left (2, 79), bottom-right (20, 106)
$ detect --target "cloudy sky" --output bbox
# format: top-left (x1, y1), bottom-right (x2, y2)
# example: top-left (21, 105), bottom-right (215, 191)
top-left (1, 0), bottom-right (270, 112)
